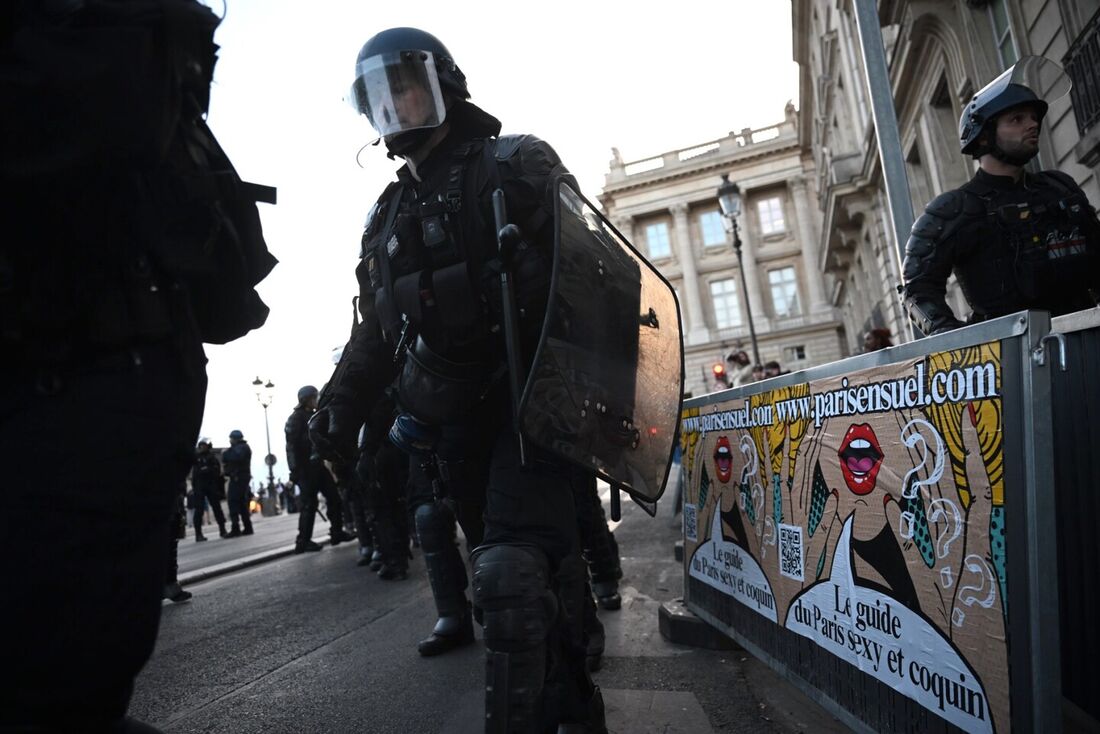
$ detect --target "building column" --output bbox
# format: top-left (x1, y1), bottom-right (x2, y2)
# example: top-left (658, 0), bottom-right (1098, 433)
top-left (789, 175), bottom-right (830, 313)
top-left (734, 204), bottom-right (769, 338)
top-left (670, 203), bottom-right (708, 345)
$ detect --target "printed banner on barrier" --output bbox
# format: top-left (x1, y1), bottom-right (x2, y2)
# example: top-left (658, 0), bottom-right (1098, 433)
top-left (681, 344), bottom-right (1008, 732)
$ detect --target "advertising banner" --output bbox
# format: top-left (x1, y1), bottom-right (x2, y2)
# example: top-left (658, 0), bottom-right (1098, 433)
top-left (681, 343), bottom-right (1009, 732)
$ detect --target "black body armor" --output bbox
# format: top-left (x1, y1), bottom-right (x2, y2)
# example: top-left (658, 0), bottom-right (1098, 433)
top-left (320, 108), bottom-right (570, 429)
top-left (902, 168), bottom-right (1100, 334)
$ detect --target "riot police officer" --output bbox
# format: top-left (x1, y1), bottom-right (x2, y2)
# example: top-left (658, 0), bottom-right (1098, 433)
top-left (902, 56), bottom-right (1100, 334)
top-left (310, 27), bottom-right (605, 732)
top-left (222, 430), bottom-right (255, 536)
top-left (0, 1), bottom-right (275, 730)
top-left (191, 438), bottom-right (229, 540)
top-left (286, 385), bottom-right (351, 553)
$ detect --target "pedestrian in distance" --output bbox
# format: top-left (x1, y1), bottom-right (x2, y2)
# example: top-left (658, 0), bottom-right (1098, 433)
top-left (862, 328), bottom-right (893, 353)
top-left (901, 55), bottom-right (1100, 335)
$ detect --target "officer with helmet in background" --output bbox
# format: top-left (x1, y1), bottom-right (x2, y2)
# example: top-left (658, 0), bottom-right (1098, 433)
top-left (286, 385), bottom-right (352, 553)
top-left (221, 429), bottom-right (255, 537)
top-left (309, 27), bottom-right (608, 732)
top-left (901, 56), bottom-right (1100, 335)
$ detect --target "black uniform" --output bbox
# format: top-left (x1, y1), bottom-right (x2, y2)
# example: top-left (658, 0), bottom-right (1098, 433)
top-left (191, 449), bottom-right (228, 538)
top-left (286, 404), bottom-right (346, 548)
top-left (357, 390), bottom-right (410, 577)
top-left (902, 168), bottom-right (1100, 334)
top-left (221, 440), bottom-right (255, 535)
top-left (312, 112), bottom-right (602, 728)
top-left (0, 1), bottom-right (274, 729)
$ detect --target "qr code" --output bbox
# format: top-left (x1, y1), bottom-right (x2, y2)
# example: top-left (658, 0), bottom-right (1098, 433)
top-left (779, 523), bottom-right (804, 581)
top-left (683, 503), bottom-right (698, 543)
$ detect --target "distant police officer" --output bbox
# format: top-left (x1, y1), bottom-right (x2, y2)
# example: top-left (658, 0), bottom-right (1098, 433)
top-left (309, 28), bottom-right (605, 732)
top-left (902, 56), bottom-right (1100, 334)
top-left (286, 385), bottom-right (351, 553)
top-left (222, 430), bottom-right (255, 537)
top-left (192, 438), bottom-right (229, 540)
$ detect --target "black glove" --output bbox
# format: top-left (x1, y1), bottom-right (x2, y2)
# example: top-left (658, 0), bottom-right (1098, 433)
top-left (308, 403), bottom-right (358, 463)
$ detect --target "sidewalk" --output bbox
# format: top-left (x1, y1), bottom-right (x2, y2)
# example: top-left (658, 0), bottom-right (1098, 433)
top-left (176, 507), bottom-right (343, 585)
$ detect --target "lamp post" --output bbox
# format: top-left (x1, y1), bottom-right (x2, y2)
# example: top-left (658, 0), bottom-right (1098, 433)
top-left (717, 174), bottom-right (762, 367)
top-left (252, 376), bottom-right (277, 514)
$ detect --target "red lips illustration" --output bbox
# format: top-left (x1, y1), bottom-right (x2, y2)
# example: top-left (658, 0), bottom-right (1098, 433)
top-left (837, 423), bottom-right (883, 495)
top-left (714, 436), bottom-right (733, 483)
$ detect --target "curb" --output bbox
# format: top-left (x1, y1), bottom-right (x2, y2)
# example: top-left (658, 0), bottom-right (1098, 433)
top-left (179, 539), bottom-right (332, 586)
top-left (658, 598), bottom-right (739, 651)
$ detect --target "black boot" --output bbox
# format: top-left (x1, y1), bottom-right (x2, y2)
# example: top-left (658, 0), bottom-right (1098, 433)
top-left (418, 608), bottom-right (475, 656)
top-left (294, 539), bottom-right (323, 554)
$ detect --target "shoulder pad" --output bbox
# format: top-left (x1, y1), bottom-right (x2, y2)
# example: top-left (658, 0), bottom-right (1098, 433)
top-left (1035, 170), bottom-right (1081, 197)
top-left (924, 190), bottom-right (963, 220)
top-left (494, 134), bottom-right (533, 161)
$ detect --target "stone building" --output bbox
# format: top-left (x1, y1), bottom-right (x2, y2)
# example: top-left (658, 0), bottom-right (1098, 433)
top-left (599, 105), bottom-right (846, 398)
top-left (794, 0), bottom-right (1100, 350)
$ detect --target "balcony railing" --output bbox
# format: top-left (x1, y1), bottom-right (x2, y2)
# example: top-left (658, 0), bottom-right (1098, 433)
top-left (1064, 7), bottom-right (1100, 136)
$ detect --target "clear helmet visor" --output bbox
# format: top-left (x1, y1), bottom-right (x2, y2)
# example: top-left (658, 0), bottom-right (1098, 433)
top-left (348, 50), bottom-right (447, 138)
top-left (978, 55), bottom-right (1072, 108)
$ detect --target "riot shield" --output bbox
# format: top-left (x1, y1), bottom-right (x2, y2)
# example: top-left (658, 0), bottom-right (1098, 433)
top-left (517, 178), bottom-right (684, 508)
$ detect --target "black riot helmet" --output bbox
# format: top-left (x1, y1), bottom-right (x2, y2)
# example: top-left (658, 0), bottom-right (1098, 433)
top-left (959, 56), bottom-right (1069, 158)
top-left (348, 27), bottom-right (470, 154)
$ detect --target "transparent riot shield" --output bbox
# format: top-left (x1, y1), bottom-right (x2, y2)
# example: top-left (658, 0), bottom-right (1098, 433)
top-left (517, 178), bottom-right (684, 506)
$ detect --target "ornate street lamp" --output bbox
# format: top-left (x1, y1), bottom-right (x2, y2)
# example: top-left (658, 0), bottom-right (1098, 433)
top-left (717, 174), bottom-right (762, 367)
top-left (252, 376), bottom-right (277, 512)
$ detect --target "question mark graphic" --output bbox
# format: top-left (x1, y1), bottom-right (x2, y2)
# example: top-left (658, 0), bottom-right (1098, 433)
top-left (958, 554), bottom-right (997, 609)
top-left (928, 497), bottom-right (962, 559)
top-left (900, 418), bottom-right (945, 500)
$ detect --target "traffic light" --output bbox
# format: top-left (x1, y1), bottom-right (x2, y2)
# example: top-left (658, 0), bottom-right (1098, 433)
top-left (713, 362), bottom-right (729, 387)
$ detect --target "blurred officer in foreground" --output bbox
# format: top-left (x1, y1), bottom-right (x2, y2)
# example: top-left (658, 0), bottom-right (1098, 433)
top-left (902, 56), bottom-right (1100, 335)
top-left (309, 27), bottom-right (606, 731)
top-left (0, 0), bottom-right (275, 730)
top-left (286, 385), bottom-right (352, 553)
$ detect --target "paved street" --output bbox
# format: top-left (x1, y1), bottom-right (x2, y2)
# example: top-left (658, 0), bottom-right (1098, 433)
top-left (130, 490), bottom-right (846, 733)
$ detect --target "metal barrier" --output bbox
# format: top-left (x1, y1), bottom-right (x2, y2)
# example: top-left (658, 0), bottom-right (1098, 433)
top-left (1049, 308), bottom-right (1100, 729)
top-left (678, 310), bottom-right (1076, 733)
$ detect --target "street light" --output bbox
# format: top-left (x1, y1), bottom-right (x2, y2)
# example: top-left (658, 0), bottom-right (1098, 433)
top-left (717, 174), bottom-right (762, 367)
top-left (252, 376), bottom-right (277, 513)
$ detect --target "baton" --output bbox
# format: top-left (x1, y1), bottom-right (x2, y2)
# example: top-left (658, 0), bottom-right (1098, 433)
top-left (492, 189), bottom-right (529, 469)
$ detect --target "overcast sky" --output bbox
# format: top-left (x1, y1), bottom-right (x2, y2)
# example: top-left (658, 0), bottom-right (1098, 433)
top-left (196, 0), bottom-right (800, 483)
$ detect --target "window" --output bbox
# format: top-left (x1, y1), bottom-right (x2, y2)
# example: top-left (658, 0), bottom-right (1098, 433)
top-left (699, 211), bottom-right (726, 247)
top-left (769, 267), bottom-right (801, 318)
top-left (784, 345), bottom-right (807, 362)
top-left (757, 196), bottom-right (786, 235)
top-left (710, 279), bottom-right (742, 328)
top-left (645, 222), bottom-right (671, 259)
top-left (988, 0), bottom-right (1017, 68)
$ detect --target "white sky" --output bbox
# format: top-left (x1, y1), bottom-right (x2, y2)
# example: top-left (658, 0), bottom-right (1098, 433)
top-left (197, 0), bottom-right (800, 482)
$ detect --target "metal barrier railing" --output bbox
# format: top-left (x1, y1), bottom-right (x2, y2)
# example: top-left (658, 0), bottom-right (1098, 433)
top-left (676, 309), bottom-right (1094, 733)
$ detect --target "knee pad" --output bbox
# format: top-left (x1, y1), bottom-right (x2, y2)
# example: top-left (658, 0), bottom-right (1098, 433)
top-left (472, 544), bottom-right (557, 652)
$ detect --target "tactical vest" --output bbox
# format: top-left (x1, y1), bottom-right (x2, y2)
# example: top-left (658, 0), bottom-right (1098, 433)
top-left (954, 171), bottom-right (1100, 319)
top-left (357, 136), bottom-right (553, 426)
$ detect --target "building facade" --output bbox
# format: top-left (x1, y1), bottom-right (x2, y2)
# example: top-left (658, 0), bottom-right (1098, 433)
top-left (599, 105), bottom-right (847, 398)
top-left (794, 0), bottom-right (1100, 350)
